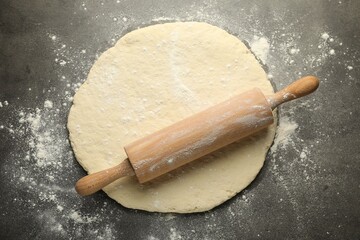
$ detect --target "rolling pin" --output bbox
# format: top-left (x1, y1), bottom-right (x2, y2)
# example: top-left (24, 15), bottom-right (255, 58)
top-left (75, 76), bottom-right (319, 196)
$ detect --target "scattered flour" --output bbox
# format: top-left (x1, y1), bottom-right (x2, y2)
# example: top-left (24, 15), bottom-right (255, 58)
top-left (59, 60), bottom-right (67, 66)
top-left (321, 32), bottom-right (330, 40)
top-left (5, 103), bottom-right (117, 239)
top-left (271, 116), bottom-right (299, 153)
top-left (300, 151), bottom-right (307, 160)
top-left (250, 36), bottom-right (270, 64)
top-left (169, 228), bottom-right (183, 240)
top-left (44, 100), bottom-right (53, 109)
top-left (148, 236), bottom-right (160, 240)
top-left (290, 48), bottom-right (300, 55)
top-left (69, 210), bottom-right (97, 223)
top-left (2, 28), bottom-right (117, 239)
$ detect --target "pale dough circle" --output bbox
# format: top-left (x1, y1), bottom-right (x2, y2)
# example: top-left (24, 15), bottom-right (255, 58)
top-left (68, 22), bottom-right (276, 213)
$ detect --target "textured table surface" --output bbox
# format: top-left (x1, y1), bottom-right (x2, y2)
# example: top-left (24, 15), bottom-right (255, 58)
top-left (1, 0), bottom-right (359, 239)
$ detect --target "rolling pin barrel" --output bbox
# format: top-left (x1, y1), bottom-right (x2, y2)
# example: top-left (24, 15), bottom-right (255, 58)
top-left (124, 88), bottom-right (274, 183)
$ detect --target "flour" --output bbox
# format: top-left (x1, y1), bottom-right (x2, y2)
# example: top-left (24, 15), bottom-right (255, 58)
top-left (148, 236), bottom-right (160, 240)
top-left (250, 36), bottom-right (270, 64)
top-left (169, 228), bottom-right (183, 240)
top-left (1, 31), bottom-right (117, 239)
top-left (44, 100), bottom-right (53, 109)
top-left (49, 34), bottom-right (57, 41)
top-left (290, 48), bottom-right (300, 55)
top-left (300, 150), bottom-right (307, 160)
top-left (321, 33), bottom-right (330, 40)
top-left (69, 210), bottom-right (97, 223)
top-left (59, 60), bottom-right (67, 66)
top-left (6, 104), bottom-right (117, 238)
top-left (271, 116), bottom-right (299, 153)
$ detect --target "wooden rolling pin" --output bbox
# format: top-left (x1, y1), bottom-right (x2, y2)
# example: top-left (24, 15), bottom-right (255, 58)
top-left (76, 76), bottom-right (319, 196)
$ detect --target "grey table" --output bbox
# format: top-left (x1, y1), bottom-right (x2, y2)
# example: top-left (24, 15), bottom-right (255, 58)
top-left (1, 0), bottom-right (359, 239)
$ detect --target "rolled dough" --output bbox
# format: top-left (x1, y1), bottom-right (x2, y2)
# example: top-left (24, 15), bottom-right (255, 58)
top-left (68, 22), bottom-right (276, 213)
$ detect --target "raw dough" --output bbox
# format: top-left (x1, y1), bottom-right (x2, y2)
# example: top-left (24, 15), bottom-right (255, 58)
top-left (68, 22), bottom-right (276, 213)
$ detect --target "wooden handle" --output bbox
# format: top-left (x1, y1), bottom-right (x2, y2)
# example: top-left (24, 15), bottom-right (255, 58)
top-left (75, 158), bottom-right (134, 196)
top-left (267, 76), bottom-right (319, 109)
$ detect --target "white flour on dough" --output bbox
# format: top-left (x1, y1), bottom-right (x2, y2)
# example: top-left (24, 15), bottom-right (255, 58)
top-left (68, 22), bottom-right (276, 213)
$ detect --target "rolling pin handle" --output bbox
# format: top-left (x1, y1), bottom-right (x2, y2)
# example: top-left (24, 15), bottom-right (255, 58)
top-left (267, 76), bottom-right (319, 110)
top-left (75, 158), bottom-right (135, 196)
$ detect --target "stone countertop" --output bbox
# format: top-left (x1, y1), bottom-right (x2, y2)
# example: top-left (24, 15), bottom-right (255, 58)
top-left (0, 0), bottom-right (359, 239)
